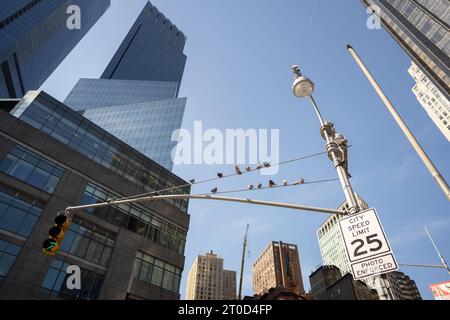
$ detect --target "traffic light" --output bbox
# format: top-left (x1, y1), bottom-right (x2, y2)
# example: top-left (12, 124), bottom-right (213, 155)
top-left (42, 213), bottom-right (71, 255)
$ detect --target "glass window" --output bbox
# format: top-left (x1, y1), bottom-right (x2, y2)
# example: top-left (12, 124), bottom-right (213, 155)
top-left (0, 240), bottom-right (22, 280)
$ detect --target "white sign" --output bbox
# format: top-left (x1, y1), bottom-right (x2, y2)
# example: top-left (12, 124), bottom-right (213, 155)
top-left (338, 208), bottom-right (398, 280)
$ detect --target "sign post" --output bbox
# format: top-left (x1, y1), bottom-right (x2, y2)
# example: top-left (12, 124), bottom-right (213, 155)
top-left (338, 208), bottom-right (398, 280)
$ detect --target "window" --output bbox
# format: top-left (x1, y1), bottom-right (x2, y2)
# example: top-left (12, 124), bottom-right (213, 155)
top-left (132, 251), bottom-right (181, 293)
top-left (41, 259), bottom-right (104, 300)
top-left (0, 145), bottom-right (64, 193)
top-left (0, 187), bottom-right (43, 237)
top-left (80, 183), bottom-right (187, 254)
top-left (59, 216), bottom-right (115, 267)
top-left (0, 240), bottom-right (21, 281)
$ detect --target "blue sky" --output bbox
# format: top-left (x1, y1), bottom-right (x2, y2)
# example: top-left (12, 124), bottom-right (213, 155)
top-left (42, 0), bottom-right (450, 300)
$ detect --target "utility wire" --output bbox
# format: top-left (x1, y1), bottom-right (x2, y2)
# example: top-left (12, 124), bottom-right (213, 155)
top-left (108, 149), bottom-right (333, 203)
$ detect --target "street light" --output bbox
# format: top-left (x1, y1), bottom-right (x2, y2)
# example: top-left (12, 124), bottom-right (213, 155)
top-left (291, 65), bottom-right (360, 214)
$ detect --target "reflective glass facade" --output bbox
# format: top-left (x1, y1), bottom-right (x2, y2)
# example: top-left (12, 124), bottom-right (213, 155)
top-left (63, 1), bottom-right (188, 170)
top-left (0, 144), bottom-right (64, 194)
top-left (132, 251), bottom-right (182, 293)
top-left (362, 0), bottom-right (450, 100)
top-left (0, 240), bottom-right (22, 281)
top-left (100, 1), bottom-right (186, 90)
top-left (0, 0), bottom-right (110, 98)
top-left (41, 259), bottom-right (104, 300)
top-left (80, 182), bottom-right (187, 254)
top-left (0, 186), bottom-right (43, 237)
top-left (10, 91), bottom-right (190, 212)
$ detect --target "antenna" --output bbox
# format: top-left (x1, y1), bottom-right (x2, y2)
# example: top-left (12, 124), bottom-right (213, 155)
top-left (238, 224), bottom-right (249, 300)
top-left (425, 226), bottom-right (450, 274)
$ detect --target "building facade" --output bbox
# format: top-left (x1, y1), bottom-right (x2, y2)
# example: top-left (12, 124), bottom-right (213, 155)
top-left (371, 271), bottom-right (422, 300)
top-left (63, 1), bottom-right (187, 170)
top-left (408, 61), bottom-right (450, 142)
top-left (0, 0), bottom-right (110, 98)
top-left (317, 194), bottom-right (369, 277)
top-left (361, 0), bottom-right (450, 101)
top-left (185, 251), bottom-right (236, 300)
top-left (0, 90), bottom-right (190, 300)
top-left (253, 241), bottom-right (305, 296)
top-left (309, 265), bottom-right (342, 300)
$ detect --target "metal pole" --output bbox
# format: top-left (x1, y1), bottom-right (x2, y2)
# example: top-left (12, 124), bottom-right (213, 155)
top-left (238, 224), bottom-right (249, 300)
top-left (65, 194), bottom-right (347, 215)
top-left (399, 263), bottom-right (448, 269)
top-left (347, 44), bottom-right (450, 202)
top-left (309, 94), bottom-right (360, 214)
top-left (425, 227), bottom-right (450, 274)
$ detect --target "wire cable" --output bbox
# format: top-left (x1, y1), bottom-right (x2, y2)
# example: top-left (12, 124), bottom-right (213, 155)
top-left (108, 149), bottom-right (331, 202)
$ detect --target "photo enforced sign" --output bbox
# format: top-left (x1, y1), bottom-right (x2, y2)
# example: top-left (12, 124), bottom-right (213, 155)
top-left (339, 208), bottom-right (398, 280)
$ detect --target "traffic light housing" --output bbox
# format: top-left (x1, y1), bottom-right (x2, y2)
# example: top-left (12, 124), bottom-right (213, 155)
top-left (42, 213), bottom-right (71, 255)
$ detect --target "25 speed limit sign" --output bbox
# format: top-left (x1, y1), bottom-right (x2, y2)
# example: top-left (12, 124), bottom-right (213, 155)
top-left (338, 208), bottom-right (398, 280)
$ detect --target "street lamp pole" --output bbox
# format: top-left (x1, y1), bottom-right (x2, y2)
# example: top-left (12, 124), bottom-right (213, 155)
top-left (292, 66), bottom-right (360, 214)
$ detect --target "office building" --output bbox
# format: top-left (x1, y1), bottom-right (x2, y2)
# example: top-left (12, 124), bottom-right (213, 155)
top-left (223, 270), bottom-right (237, 300)
top-left (0, 90), bottom-right (190, 299)
top-left (370, 271), bottom-right (422, 300)
top-left (317, 194), bottom-right (369, 277)
top-left (64, 2), bottom-right (187, 170)
top-left (361, 0), bottom-right (450, 101)
top-left (408, 61), bottom-right (450, 142)
top-left (309, 265), bottom-right (379, 300)
top-left (185, 251), bottom-right (237, 300)
top-left (0, 0), bottom-right (110, 98)
top-left (309, 265), bottom-right (342, 300)
top-left (253, 241), bottom-right (305, 296)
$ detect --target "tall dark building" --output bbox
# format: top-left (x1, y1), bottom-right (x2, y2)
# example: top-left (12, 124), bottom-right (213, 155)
top-left (64, 1), bottom-right (187, 170)
top-left (0, 0), bottom-right (110, 98)
top-left (309, 265), bottom-right (379, 300)
top-left (0, 91), bottom-right (190, 299)
top-left (361, 0), bottom-right (450, 100)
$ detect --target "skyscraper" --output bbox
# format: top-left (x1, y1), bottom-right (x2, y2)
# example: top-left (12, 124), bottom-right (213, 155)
top-left (0, 0), bottom-right (110, 98)
top-left (64, 1), bottom-right (187, 170)
top-left (317, 194), bottom-right (369, 277)
top-left (252, 241), bottom-right (305, 296)
top-left (185, 251), bottom-right (237, 300)
top-left (0, 90), bottom-right (190, 299)
top-left (408, 61), bottom-right (450, 142)
top-left (361, 0), bottom-right (450, 101)
top-left (371, 271), bottom-right (422, 300)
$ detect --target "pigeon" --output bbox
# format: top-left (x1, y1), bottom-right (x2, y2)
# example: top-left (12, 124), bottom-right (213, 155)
top-left (217, 172), bottom-right (223, 178)
top-left (211, 187), bottom-right (218, 194)
top-left (300, 178), bottom-right (305, 184)
top-left (269, 180), bottom-right (276, 188)
top-left (235, 165), bottom-right (242, 175)
top-left (263, 162), bottom-right (271, 168)
top-left (256, 164), bottom-right (263, 170)
top-left (248, 184), bottom-right (254, 190)
top-left (189, 179), bottom-right (195, 184)
top-left (153, 191), bottom-right (160, 196)
top-left (246, 166), bottom-right (251, 172)
top-left (257, 183), bottom-right (263, 189)
top-left (282, 180), bottom-right (288, 186)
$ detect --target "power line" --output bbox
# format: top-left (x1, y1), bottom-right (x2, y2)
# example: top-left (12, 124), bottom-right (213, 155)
top-left (108, 149), bottom-right (333, 203)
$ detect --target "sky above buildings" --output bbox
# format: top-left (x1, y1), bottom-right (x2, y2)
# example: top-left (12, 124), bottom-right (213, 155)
top-left (41, 0), bottom-right (450, 300)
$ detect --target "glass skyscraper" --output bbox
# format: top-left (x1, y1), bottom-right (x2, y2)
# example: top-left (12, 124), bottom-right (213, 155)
top-left (0, 0), bottom-right (110, 98)
top-left (361, 0), bottom-right (450, 101)
top-left (64, 1), bottom-right (188, 170)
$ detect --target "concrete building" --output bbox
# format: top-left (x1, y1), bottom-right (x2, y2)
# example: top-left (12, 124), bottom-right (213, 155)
top-left (253, 241), bottom-right (305, 296)
top-left (361, 0), bottom-right (450, 101)
top-left (371, 271), bottom-right (422, 300)
top-left (0, 0), bottom-right (110, 98)
top-left (309, 265), bottom-right (379, 300)
top-left (317, 194), bottom-right (369, 277)
top-left (327, 273), bottom-right (379, 300)
top-left (0, 90), bottom-right (190, 299)
top-left (63, 1), bottom-right (187, 170)
top-left (185, 251), bottom-right (236, 300)
top-left (309, 265), bottom-right (342, 300)
top-left (223, 270), bottom-right (237, 300)
top-left (408, 61), bottom-right (450, 142)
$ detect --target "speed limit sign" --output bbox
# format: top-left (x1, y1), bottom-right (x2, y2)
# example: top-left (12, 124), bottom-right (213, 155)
top-left (338, 208), bottom-right (398, 280)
